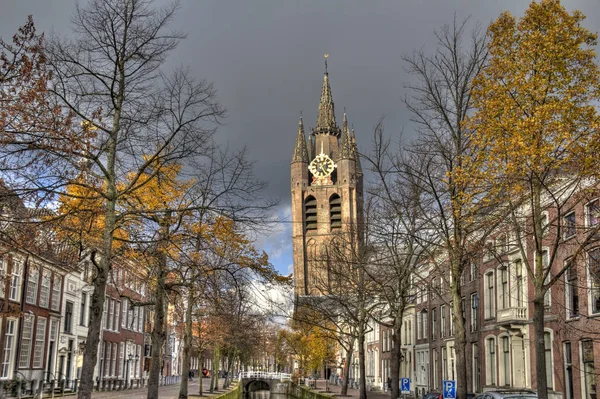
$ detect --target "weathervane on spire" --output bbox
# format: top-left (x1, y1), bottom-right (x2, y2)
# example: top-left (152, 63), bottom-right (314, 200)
top-left (324, 53), bottom-right (329, 73)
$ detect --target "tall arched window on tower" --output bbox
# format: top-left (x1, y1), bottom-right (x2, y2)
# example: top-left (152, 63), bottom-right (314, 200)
top-left (329, 194), bottom-right (342, 231)
top-left (305, 196), bottom-right (317, 232)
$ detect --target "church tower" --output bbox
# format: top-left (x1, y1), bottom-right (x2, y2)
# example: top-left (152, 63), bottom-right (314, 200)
top-left (291, 64), bottom-right (364, 297)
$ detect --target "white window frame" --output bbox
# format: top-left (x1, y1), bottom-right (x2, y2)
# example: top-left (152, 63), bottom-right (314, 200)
top-left (50, 275), bottom-right (61, 311)
top-left (18, 314), bottom-right (34, 368)
top-left (563, 211), bottom-right (576, 239)
top-left (544, 330), bottom-right (554, 390)
top-left (26, 265), bottom-right (39, 305)
top-left (486, 336), bottom-right (497, 386)
top-left (9, 259), bottom-right (22, 301)
top-left (564, 258), bottom-right (579, 319)
top-left (485, 271), bottom-right (495, 319)
top-left (499, 334), bottom-right (511, 386)
top-left (39, 270), bottom-right (50, 308)
top-left (587, 247), bottom-right (600, 315)
top-left (33, 317), bottom-right (46, 369)
top-left (1, 318), bottom-right (17, 379)
top-left (585, 198), bottom-right (599, 228)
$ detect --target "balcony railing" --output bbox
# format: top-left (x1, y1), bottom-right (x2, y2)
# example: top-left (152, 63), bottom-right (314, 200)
top-left (496, 307), bottom-right (528, 324)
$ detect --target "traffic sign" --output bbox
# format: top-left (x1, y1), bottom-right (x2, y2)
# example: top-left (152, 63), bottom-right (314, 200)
top-left (400, 378), bottom-right (410, 394)
top-left (442, 380), bottom-right (456, 399)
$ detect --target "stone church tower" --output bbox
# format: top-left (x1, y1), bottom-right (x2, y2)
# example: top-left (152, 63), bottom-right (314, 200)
top-left (291, 67), bottom-right (364, 297)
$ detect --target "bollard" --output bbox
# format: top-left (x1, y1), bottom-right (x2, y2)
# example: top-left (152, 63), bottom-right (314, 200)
top-left (73, 379), bottom-right (78, 393)
top-left (50, 380), bottom-right (55, 399)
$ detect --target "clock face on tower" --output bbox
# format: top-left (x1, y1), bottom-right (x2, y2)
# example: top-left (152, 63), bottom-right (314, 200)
top-left (309, 153), bottom-right (336, 178)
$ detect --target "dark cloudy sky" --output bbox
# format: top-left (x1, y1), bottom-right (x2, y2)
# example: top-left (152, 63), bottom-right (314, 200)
top-left (2, 0), bottom-right (599, 276)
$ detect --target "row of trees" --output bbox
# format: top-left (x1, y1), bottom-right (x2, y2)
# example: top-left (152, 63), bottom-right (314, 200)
top-left (291, 2), bottom-right (600, 399)
top-left (0, 1), bottom-right (288, 399)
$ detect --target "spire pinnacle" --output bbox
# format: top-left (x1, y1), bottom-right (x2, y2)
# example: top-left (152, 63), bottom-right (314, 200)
top-left (351, 128), bottom-right (363, 175)
top-left (339, 112), bottom-right (353, 160)
top-left (314, 57), bottom-right (340, 136)
top-left (291, 116), bottom-right (309, 163)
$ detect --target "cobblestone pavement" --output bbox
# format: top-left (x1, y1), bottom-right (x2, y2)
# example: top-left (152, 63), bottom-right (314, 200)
top-left (85, 378), bottom-right (227, 399)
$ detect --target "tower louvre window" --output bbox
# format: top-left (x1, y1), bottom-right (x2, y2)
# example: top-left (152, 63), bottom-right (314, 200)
top-left (329, 194), bottom-right (342, 230)
top-left (305, 196), bottom-right (317, 231)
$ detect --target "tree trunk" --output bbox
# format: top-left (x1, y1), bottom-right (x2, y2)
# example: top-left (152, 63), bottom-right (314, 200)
top-left (178, 289), bottom-right (194, 399)
top-left (390, 316), bottom-right (403, 399)
top-left (452, 283), bottom-right (467, 399)
top-left (147, 265), bottom-right (167, 399)
top-left (533, 295), bottom-right (547, 399)
top-left (77, 258), bottom-right (108, 399)
top-left (78, 97), bottom-right (120, 399)
top-left (210, 346), bottom-right (219, 392)
top-left (341, 346), bottom-right (353, 396)
top-left (358, 329), bottom-right (367, 399)
top-left (198, 350), bottom-right (204, 396)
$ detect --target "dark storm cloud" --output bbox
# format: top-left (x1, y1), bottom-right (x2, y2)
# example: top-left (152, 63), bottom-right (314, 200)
top-left (2, 0), bottom-right (600, 228)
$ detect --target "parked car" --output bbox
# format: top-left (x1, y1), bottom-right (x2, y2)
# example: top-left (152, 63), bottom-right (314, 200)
top-left (476, 390), bottom-right (537, 399)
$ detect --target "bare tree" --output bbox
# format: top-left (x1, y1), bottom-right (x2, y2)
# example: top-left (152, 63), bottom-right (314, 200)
top-left (402, 17), bottom-right (488, 399)
top-left (364, 120), bottom-right (432, 399)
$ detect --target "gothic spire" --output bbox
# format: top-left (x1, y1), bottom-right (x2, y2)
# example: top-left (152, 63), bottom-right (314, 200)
top-left (291, 116), bottom-right (309, 163)
top-left (351, 129), bottom-right (363, 174)
top-left (339, 113), bottom-right (353, 160)
top-left (314, 67), bottom-right (340, 136)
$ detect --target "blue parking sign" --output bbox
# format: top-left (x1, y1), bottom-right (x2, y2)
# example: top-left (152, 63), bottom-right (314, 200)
top-left (400, 378), bottom-right (410, 394)
top-left (442, 380), bottom-right (456, 399)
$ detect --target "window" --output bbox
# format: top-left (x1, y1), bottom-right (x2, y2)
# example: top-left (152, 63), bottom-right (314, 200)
top-left (50, 275), bottom-right (61, 311)
top-left (138, 306), bottom-right (143, 332)
top-left (111, 343), bottom-right (117, 377)
top-left (499, 267), bottom-right (508, 309)
top-left (545, 332), bottom-right (553, 390)
top-left (564, 342), bottom-right (574, 399)
top-left (501, 336), bottom-right (510, 386)
top-left (102, 298), bottom-right (108, 329)
top-left (108, 298), bottom-right (114, 331)
top-left (114, 301), bottom-right (120, 332)
top-left (105, 341), bottom-right (111, 377)
top-left (484, 241), bottom-right (494, 262)
top-left (485, 272), bottom-right (495, 319)
top-left (119, 342), bottom-right (125, 378)
top-left (442, 348), bottom-right (447, 380)
top-left (564, 212), bottom-right (576, 239)
top-left (122, 299), bottom-right (128, 329)
top-left (542, 250), bottom-right (551, 308)
top-left (472, 343), bottom-right (480, 393)
top-left (586, 199), bottom-right (599, 227)
top-left (9, 260), bottom-right (22, 301)
top-left (565, 258), bottom-right (579, 318)
top-left (19, 315), bottom-right (34, 368)
top-left (64, 301), bottom-right (73, 334)
top-left (422, 311), bottom-right (428, 338)
top-left (589, 248), bottom-right (600, 314)
top-left (33, 317), bottom-right (46, 368)
top-left (329, 194), bottom-right (341, 230)
top-left (431, 308), bottom-right (437, 339)
top-left (515, 260), bottom-right (524, 307)
top-left (26, 266), bottom-right (39, 305)
top-left (80, 293), bottom-right (87, 326)
top-left (471, 293), bottom-right (478, 332)
top-left (39, 270), bottom-right (50, 308)
top-left (417, 312), bottom-right (422, 339)
top-left (470, 263), bottom-right (478, 282)
top-left (304, 196), bottom-right (317, 231)
top-left (133, 307), bottom-right (139, 331)
top-left (2, 320), bottom-right (16, 378)
top-left (582, 340), bottom-right (596, 399)
top-left (541, 211), bottom-right (549, 236)
top-left (486, 338), bottom-right (496, 385)
top-left (441, 305), bottom-right (446, 337)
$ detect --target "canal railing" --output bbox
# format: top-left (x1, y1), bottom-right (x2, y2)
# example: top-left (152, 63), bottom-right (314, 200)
top-left (239, 372), bottom-right (292, 381)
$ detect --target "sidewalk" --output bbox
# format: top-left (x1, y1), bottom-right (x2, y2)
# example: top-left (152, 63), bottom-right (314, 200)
top-left (309, 379), bottom-right (392, 399)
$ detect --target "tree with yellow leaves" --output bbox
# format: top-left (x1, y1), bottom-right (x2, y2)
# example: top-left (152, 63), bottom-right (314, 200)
top-left (465, 1), bottom-right (600, 397)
